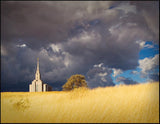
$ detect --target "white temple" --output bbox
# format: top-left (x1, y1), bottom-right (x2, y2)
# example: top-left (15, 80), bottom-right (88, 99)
top-left (29, 58), bottom-right (52, 92)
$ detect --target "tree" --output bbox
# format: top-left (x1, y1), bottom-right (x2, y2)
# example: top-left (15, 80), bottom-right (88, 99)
top-left (62, 74), bottom-right (88, 91)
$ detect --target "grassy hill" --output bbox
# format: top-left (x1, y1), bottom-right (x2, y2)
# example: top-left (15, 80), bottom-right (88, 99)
top-left (1, 82), bottom-right (159, 123)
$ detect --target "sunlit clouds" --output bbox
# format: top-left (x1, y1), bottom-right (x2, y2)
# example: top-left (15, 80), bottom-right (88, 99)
top-left (139, 54), bottom-right (159, 75)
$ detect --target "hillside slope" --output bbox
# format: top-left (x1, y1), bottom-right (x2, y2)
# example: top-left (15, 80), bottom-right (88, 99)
top-left (1, 82), bottom-right (159, 123)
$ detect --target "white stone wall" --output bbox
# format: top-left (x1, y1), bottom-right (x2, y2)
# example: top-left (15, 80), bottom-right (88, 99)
top-left (32, 81), bottom-right (36, 92)
top-left (29, 84), bottom-right (32, 92)
top-left (37, 80), bottom-right (43, 92)
top-left (29, 82), bottom-right (53, 92)
top-left (43, 84), bottom-right (47, 91)
top-left (29, 80), bottom-right (53, 92)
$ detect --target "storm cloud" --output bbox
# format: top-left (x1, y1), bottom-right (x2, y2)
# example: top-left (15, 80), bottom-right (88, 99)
top-left (1, 1), bottom-right (159, 91)
top-left (116, 76), bottom-right (138, 85)
top-left (86, 63), bottom-right (115, 88)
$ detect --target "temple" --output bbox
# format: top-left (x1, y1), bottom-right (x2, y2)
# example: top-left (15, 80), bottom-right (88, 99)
top-left (29, 58), bottom-right (52, 92)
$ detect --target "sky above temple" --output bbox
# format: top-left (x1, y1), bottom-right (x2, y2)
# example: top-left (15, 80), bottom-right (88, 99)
top-left (1, 1), bottom-right (159, 91)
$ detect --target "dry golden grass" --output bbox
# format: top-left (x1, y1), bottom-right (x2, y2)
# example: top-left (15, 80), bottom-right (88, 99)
top-left (1, 82), bottom-right (159, 123)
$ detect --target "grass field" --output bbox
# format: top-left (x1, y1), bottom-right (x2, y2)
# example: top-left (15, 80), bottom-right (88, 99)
top-left (1, 82), bottom-right (159, 123)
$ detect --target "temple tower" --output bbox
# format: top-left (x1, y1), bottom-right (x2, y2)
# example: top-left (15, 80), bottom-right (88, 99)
top-left (29, 58), bottom-right (53, 92)
top-left (35, 58), bottom-right (40, 80)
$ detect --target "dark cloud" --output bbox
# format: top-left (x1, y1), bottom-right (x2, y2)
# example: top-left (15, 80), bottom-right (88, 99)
top-left (130, 1), bottom-right (159, 43)
top-left (149, 74), bottom-right (159, 82)
top-left (1, 1), bottom-right (114, 50)
top-left (1, 1), bottom-right (159, 91)
top-left (86, 63), bottom-right (115, 88)
top-left (116, 76), bottom-right (138, 85)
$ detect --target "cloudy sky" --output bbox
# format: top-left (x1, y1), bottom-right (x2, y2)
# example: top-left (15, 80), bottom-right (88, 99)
top-left (1, 1), bottom-right (159, 91)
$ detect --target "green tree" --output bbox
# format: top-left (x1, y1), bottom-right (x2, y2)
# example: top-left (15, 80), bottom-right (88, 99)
top-left (62, 74), bottom-right (88, 91)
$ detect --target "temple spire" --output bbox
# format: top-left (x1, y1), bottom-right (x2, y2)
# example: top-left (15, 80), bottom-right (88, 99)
top-left (37, 58), bottom-right (39, 72)
top-left (35, 58), bottom-right (40, 80)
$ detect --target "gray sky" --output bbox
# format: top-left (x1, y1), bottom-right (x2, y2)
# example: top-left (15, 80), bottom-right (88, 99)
top-left (1, 1), bottom-right (159, 91)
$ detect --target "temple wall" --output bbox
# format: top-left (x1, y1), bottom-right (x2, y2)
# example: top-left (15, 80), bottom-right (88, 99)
top-left (29, 84), bottom-right (32, 92)
top-left (32, 81), bottom-right (36, 92)
top-left (43, 84), bottom-right (47, 91)
top-left (37, 80), bottom-right (43, 92)
top-left (29, 82), bottom-right (53, 92)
